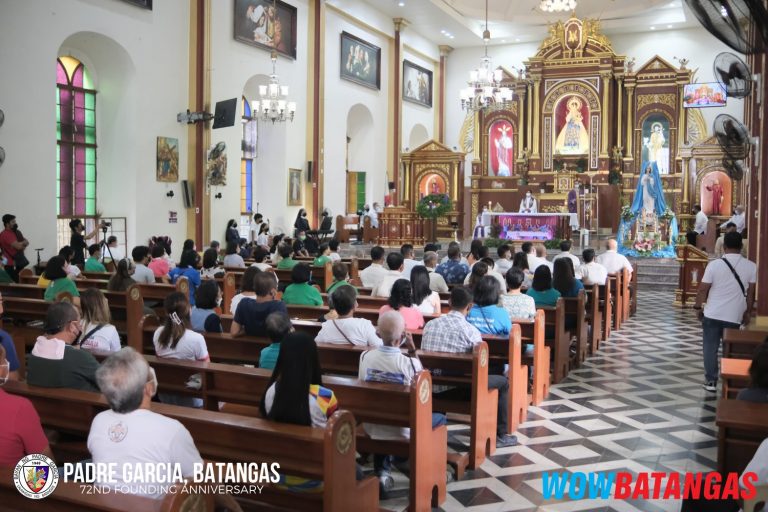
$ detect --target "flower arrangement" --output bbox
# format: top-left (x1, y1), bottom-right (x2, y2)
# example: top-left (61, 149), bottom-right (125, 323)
top-left (416, 194), bottom-right (452, 219)
top-left (620, 204), bottom-right (634, 222)
top-left (660, 207), bottom-right (675, 221)
top-left (633, 238), bottom-right (654, 255)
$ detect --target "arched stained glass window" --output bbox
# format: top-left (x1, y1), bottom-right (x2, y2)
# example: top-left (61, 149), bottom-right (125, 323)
top-left (240, 96), bottom-right (257, 215)
top-left (57, 56), bottom-right (96, 217)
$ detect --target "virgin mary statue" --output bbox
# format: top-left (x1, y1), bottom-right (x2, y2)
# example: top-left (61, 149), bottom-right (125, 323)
top-left (555, 96), bottom-right (590, 155)
top-left (631, 161), bottom-right (667, 220)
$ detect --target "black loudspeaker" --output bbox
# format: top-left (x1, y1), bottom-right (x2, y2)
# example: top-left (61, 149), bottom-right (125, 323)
top-left (181, 180), bottom-right (193, 209)
top-left (307, 161), bottom-right (313, 182)
top-left (212, 98), bottom-right (237, 129)
top-left (388, 181), bottom-right (396, 190)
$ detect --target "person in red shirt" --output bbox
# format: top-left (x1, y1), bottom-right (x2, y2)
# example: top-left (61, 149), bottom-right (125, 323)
top-left (0, 344), bottom-right (52, 466)
top-left (0, 214), bottom-right (30, 282)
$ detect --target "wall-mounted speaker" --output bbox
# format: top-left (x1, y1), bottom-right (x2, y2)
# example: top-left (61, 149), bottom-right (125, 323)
top-left (307, 161), bottom-right (313, 182)
top-left (181, 180), bottom-right (193, 209)
top-left (388, 181), bottom-right (395, 190)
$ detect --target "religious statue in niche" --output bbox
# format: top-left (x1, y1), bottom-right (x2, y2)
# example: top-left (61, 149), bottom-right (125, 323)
top-left (701, 171), bottom-right (731, 216)
top-left (419, 173), bottom-right (447, 199)
top-left (554, 96), bottom-right (590, 155)
top-left (642, 115), bottom-right (670, 175)
top-left (488, 120), bottom-right (514, 176)
top-left (632, 163), bottom-right (667, 226)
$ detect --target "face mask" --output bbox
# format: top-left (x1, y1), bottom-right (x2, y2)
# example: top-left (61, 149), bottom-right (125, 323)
top-left (299, 236), bottom-right (306, 241)
top-left (11, 223), bottom-right (18, 232)
top-left (302, 213), bottom-right (307, 218)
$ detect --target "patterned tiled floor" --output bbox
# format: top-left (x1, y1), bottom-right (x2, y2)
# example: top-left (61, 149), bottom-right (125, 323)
top-left (376, 289), bottom-right (714, 512)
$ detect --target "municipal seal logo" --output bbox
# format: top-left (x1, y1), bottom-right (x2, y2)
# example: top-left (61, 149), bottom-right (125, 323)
top-left (13, 454), bottom-right (58, 499)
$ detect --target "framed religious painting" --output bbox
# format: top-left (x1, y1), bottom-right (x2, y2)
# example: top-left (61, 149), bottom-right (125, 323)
top-left (553, 95), bottom-right (590, 156)
top-left (156, 137), bottom-right (179, 183)
top-left (233, 0), bottom-right (298, 59)
top-left (641, 114), bottom-right (671, 175)
top-left (402, 60), bottom-right (432, 108)
top-left (287, 168), bottom-right (303, 206)
top-left (340, 31), bottom-right (381, 90)
top-left (488, 119), bottom-right (514, 176)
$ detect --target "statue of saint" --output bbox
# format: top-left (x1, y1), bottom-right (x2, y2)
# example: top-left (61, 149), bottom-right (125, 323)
top-left (555, 96), bottom-right (590, 155)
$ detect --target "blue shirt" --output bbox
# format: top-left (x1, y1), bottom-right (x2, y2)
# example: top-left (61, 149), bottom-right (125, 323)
top-left (526, 287), bottom-right (561, 307)
top-left (435, 260), bottom-right (470, 285)
top-left (190, 307), bottom-right (222, 333)
top-left (169, 267), bottom-right (202, 306)
top-left (0, 329), bottom-right (20, 372)
top-left (466, 305), bottom-right (512, 335)
top-left (557, 279), bottom-right (584, 298)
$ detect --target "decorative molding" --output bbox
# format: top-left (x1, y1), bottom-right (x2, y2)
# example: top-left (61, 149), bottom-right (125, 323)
top-left (590, 115), bottom-right (599, 169)
top-left (543, 82), bottom-right (601, 112)
top-left (636, 93), bottom-right (677, 110)
top-left (544, 77), bottom-right (600, 95)
top-left (543, 116), bottom-right (552, 170)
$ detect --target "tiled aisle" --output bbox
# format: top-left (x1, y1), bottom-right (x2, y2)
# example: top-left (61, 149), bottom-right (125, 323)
top-left (379, 289), bottom-right (717, 512)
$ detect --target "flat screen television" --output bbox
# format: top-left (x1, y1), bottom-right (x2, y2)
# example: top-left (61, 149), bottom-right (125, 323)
top-left (683, 82), bottom-right (727, 108)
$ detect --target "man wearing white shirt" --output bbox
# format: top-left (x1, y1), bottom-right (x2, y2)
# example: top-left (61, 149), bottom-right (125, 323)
top-left (423, 251), bottom-right (449, 293)
top-left (363, 204), bottom-right (379, 229)
top-left (687, 205), bottom-right (708, 246)
top-left (522, 242), bottom-right (552, 273)
top-left (552, 240), bottom-right (581, 278)
top-left (580, 248), bottom-right (608, 286)
top-left (373, 253), bottom-right (404, 298)
top-left (315, 286), bottom-right (382, 346)
top-left (596, 239), bottom-right (633, 275)
top-left (721, 205), bottom-right (746, 232)
top-left (495, 244), bottom-right (513, 276)
top-left (360, 246), bottom-right (389, 289)
top-left (693, 232), bottom-right (756, 392)
top-left (250, 213), bottom-right (265, 242)
top-left (400, 244), bottom-right (424, 280)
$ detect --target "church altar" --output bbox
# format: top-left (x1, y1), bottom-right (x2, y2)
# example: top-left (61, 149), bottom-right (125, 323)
top-left (480, 212), bottom-right (576, 241)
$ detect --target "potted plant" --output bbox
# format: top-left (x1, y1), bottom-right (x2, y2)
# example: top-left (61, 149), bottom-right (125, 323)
top-left (416, 193), bottom-right (452, 242)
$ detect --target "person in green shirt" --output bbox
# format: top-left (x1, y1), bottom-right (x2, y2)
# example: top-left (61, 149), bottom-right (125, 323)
top-left (326, 261), bottom-right (355, 294)
top-left (525, 265), bottom-right (561, 307)
top-left (282, 263), bottom-right (322, 306)
top-left (84, 244), bottom-right (107, 272)
top-left (276, 243), bottom-right (297, 270)
top-left (0, 266), bottom-right (12, 283)
top-left (313, 243), bottom-right (332, 267)
top-left (42, 256), bottom-right (81, 305)
top-left (259, 311), bottom-right (293, 370)
top-left (26, 301), bottom-right (99, 392)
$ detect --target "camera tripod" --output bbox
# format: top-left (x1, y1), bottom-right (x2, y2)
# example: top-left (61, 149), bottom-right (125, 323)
top-left (98, 224), bottom-right (115, 264)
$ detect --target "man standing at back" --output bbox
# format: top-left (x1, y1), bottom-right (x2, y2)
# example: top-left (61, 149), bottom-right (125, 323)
top-left (596, 239), bottom-right (633, 275)
top-left (693, 232), bottom-right (756, 392)
top-left (0, 214), bottom-right (29, 282)
top-left (421, 287), bottom-right (517, 448)
top-left (360, 246), bottom-right (388, 289)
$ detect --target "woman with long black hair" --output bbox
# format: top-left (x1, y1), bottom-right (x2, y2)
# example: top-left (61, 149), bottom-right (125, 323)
top-left (225, 219), bottom-right (240, 246)
top-left (294, 208), bottom-right (310, 236)
top-left (411, 266), bottom-right (440, 315)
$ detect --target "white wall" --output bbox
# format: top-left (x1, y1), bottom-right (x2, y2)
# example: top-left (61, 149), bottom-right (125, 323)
top-left (0, 0), bottom-right (190, 259)
top-left (444, 27), bottom-right (744, 157)
top-left (210, 0), bottom-right (310, 238)
top-left (323, 8), bottom-right (391, 215)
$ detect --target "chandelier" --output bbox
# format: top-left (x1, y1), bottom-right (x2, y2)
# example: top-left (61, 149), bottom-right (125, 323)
top-left (459, 0), bottom-right (513, 112)
top-left (254, 50), bottom-right (296, 123)
top-left (539, 0), bottom-right (577, 13)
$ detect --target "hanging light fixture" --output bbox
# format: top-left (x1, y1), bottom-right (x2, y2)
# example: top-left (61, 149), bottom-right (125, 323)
top-left (253, 50), bottom-right (296, 123)
top-left (459, 0), bottom-right (514, 112)
top-left (539, 0), bottom-right (577, 13)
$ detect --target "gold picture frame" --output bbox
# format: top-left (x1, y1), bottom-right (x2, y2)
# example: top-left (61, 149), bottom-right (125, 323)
top-left (287, 168), bottom-right (303, 206)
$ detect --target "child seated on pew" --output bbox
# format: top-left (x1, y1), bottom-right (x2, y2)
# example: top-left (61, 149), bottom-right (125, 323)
top-left (148, 244), bottom-right (171, 281)
top-left (153, 292), bottom-right (209, 408)
top-left (229, 266), bottom-right (260, 315)
top-left (250, 246), bottom-right (273, 272)
top-left (737, 343), bottom-right (768, 403)
top-left (200, 248), bottom-right (224, 280)
top-left (260, 332), bottom-right (339, 492)
top-left (84, 244), bottom-right (107, 272)
top-left (358, 311), bottom-right (446, 496)
top-left (59, 245), bottom-right (82, 279)
top-left (378, 279), bottom-right (424, 331)
top-left (78, 288), bottom-right (121, 352)
top-left (190, 280), bottom-right (223, 333)
top-left (275, 243), bottom-right (298, 270)
top-left (41, 256), bottom-right (80, 305)
top-left (259, 312), bottom-right (293, 370)
top-left (315, 286), bottom-right (382, 347)
top-left (313, 243), bottom-right (332, 267)
top-left (326, 261), bottom-right (354, 294)
top-left (231, 272), bottom-right (287, 337)
top-left (282, 263), bottom-right (323, 306)
top-left (328, 238), bottom-right (341, 262)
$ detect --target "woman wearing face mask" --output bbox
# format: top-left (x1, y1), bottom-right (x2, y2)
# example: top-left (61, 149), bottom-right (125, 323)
top-left (294, 208), bottom-right (310, 236)
top-left (256, 223), bottom-right (270, 247)
top-left (225, 219), bottom-right (240, 246)
top-left (27, 302), bottom-right (100, 392)
top-left (190, 280), bottom-right (223, 333)
top-left (0, 344), bottom-right (54, 466)
top-left (68, 218), bottom-right (103, 267)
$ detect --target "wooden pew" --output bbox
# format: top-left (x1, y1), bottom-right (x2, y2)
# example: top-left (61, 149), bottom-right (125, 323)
top-left (335, 214), bottom-right (360, 243)
top-left (81, 271), bottom-right (114, 280)
top-left (583, 284), bottom-right (602, 354)
top-left (723, 328), bottom-right (767, 359)
top-left (608, 273), bottom-right (622, 331)
top-left (285, 305), bottom-right (439, 325)
top-left (562, 289), bottom-right (588, 368)
top-left (715, 398), bottom-right (768, 474)
top-left (621, 267), bottom-right (631, 323)
top-left (537, 300), bottom-right (571, 384)
top-left (19, 274), bottom-right (111, 290)
top-left (275, 262), bottom-right (333, 292)
top-left (296, 257), bottom-right (370, 282)
top-left (628, 267), bottom-right (638, 317)
top-left (0, 470), bottom-right (212, 512)
top-left (721, 358), bottom-right (750, 399)
top-left (516, 311), bottom-right (550, 405)
top-left (597, 281), bottom-right (613, 342)
top-left (319, 293), bottom-right (450, 315)
top-left (3, 380), bottom-right (379, 512)
top-left (362, 216), bottom-right (379, 244)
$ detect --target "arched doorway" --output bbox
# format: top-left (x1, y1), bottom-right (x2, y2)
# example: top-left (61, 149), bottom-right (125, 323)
top-left (346, 104), bottom-right (374, 213)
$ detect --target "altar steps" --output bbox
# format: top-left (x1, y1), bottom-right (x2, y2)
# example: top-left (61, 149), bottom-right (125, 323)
top-left (629, 257), bottom-right (679, 289)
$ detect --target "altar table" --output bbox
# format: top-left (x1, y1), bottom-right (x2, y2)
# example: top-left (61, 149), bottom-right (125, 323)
top-left (480, 212), bottom-right (577, 241)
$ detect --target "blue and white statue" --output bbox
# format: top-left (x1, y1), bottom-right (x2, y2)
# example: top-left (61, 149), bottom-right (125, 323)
top-left (631, 161), bottom-right (667, 221)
